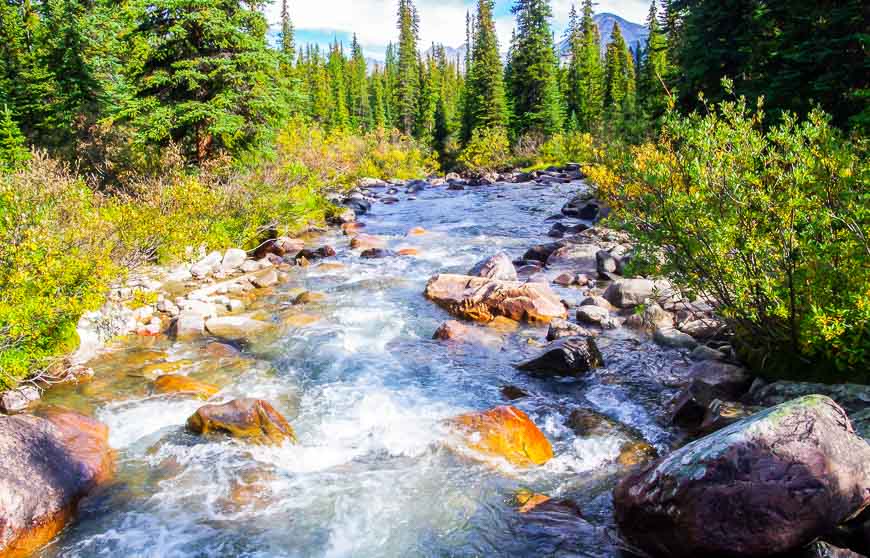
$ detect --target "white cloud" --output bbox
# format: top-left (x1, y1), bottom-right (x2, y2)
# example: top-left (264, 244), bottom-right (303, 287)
top-left (269, 0), bottom-right (651, 59)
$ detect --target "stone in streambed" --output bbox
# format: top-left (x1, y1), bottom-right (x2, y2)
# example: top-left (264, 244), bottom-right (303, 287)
top-left (186, 399), bottom-right (296, 445)
top-left (516, 336), bottom-right (603, 377)
top-left (424, 274), bottom-right (567, 324)
top-left (349, 233), bottom-right (386, 250)
top-left (249, 268), bottom-right (278, 288)
top-left (0, 409), bottom-right (113, 557)
top-left (0, 386), bottom-right (41, 414)
top-left (205, 316), bottom-right (273, 342)
top-left (546, 318), bottom-right (596, 341)
top-left (468, 252), bottom-right (518, 281)
top-left (220, 248), bottom-right (247, 272)
top-left (604, 278), bottom-right (667, 308)
top-left (153, 375), bottom-right (219, 400)
top-left (447, 405), bottom-right (553, 467)
top-left (613, 395), bottom-right (870, 558)
top-left (360, 248), bottom-right (395, 259)
top-left (432, 320), bottom-right (501, 346)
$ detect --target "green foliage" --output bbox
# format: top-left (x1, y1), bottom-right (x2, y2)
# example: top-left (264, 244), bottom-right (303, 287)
top-left (507, 0), bottom-right (563, 137)
top-left (565, 0), bottom-right (605, 133)
top-left (116, 0), bottom-right (289, 164)
top-left (395, 0), bottom-right (420, 135)
top-left (603, 23), bottom-right (637, 136)
top-left (457, 127), bottom-right (511, 173)
top-left (590, 98), bottom-right (870, 381)
top-left (463, 0), bottom-right (508, 141)
top-left (522, 132), bottom-right (596, 168)
top-left (0, 105), bottom-right (29, 171)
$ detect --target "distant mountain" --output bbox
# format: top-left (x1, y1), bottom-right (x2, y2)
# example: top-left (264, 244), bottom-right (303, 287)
top-left (424, 44), bottom-right (468, 72)
top-left (559, 13), bottom-right (649, 61)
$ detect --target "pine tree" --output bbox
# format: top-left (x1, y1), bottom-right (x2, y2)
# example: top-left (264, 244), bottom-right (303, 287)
top-left (508, 0), bottom-right (563, 138)
top-left (383, 43), bottom-right (398, 128)
top-left (118, 0), bottom-right (288, 163)
top-left (0, 104), bottom-right (29, 171)
top-left (603, 22), bottom-right (636, 135)
top-left (348, 35), bottom-right (372, 131)
top-left (326, 40), bottom-right (350, 130)
top-left (638, 0), bottom-right (670, 126)
top-left (568, 0), bottom-right (604, 133)
top-left (463, 0), bottom-right (508, 140)
top-left (280, 0), bottom-right (296, 63)
top-left (395, 0), bottom-right (420, 136)
top-left (369, 66), bottom-right (387, 129)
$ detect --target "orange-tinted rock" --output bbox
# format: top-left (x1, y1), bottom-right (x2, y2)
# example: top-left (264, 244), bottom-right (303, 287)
top-left (424, 274), bottom-right (567, 324)
top-left (281, 313), bottom-right (321, 328)
top-left (515, 489), bottom-right (552, 513)
top-left (617, 440), bottom-right (658, 467)
top-left (0, 409), bottom-right (113, 557)
top-left (407, 227), bottom-right (426, 236)
top-left (204, 342), bottom-right (240, 358)
top-left (293, 291), bottom-right (327, 305)
top-left (153, 375), bottom-right (219, 400)
top-left (448, 405), bottom-right (554, 467)
top-left (349, 234), bottom-right (386, 250)
top-left (397, 247), bottom-right (419, 256)
top-left (433, 320), bottom-right (501, 347)
top-left (341, 222), bottom-right (366, 235)
top-left (186, 399), bottom-right (296, 445)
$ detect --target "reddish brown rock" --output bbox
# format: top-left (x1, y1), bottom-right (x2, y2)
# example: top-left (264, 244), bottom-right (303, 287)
top-left (253, 237), bottom-right (304, 259)
top-left (153, 375), bottom-right (219, 400)
top-left (448, 405), bottom-right (554, 467)
top-left (424, 274), bottom-right (567, 324)
top-left (186, 399), bottom-right (296, 445)
top-left (614, 395), bottom-right (870, 558)
top-left (0, 409), bottom-right (113, 557)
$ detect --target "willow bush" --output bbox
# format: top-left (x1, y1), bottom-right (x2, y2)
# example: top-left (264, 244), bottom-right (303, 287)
top-left (588, 97), bottom-right (869, 382)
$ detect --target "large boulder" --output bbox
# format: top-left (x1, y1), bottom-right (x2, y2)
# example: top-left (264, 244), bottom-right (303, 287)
top-left (614, 395), bottom-right (870, 558)
top-left (516, 337), bottom-right (603, 377)
top-left (186, 399), bottom-right (296, 445)
top-left (447, 406), bottom-right (553, 467)
top-left (220, 248), bottom-right (248, 272)
top-left (468, 252), bottom-right (518, 281)
top-left (0, 410), bottom-right (113, 556)
top-left (749, 381), bottom-right (870, 417)
top-left (424, 274), bottom-right (567, 324)
top-left (190, 251), bottom-right (222, 279)
top-left (204, 316), bottom-right (273, 342)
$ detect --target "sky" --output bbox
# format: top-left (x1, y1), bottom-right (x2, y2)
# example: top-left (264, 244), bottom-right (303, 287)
top-left (266, 0), bottom-right (651, 60)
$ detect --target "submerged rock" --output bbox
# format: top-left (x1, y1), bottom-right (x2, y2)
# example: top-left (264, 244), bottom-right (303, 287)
top-left (614, 395), bottom-right (870, 558)
top-left (546, 318), bottom-right (595, 341)
top-left (205, 316), bottom-right (273, 342)
top-left (447, 405), bottom-right (553, 467)
top-left (153, 375), bottom-right (219, 400)
top-left (424, 274), bottom-right (567, 324)
top-left (516, 336), bottom-right (603, 377)
top-left (349, 233), bottom-right (387, 250)
top-left (186, 399), bottom-right (296, 445)
top-left (432, 320), bottom-right (499, 346)
top-left (0, 409), bottom-right (113, 557)
top-left (468, 252), bottom-right (518, 281)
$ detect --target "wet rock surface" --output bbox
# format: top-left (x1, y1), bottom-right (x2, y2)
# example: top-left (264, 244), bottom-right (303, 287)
top-left (615, 395), bottom-right (870, 558)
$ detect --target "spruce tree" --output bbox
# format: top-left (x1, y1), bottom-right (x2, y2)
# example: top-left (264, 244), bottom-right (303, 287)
top-left (603, 22), bottom-right (636, 135)
top-left (326, 40), bottom-right (350, 130)
top-left (463, 0), bottom-right (508, 140)
top-left (348, 35), bottom-right (372, 131)
top-left (118, 0), bottom-right (287, 163)
top-left (508, 0), bottom-right (563, 138)
top-left (638, 0), bottom-right (670, 126)
top-left (280, 0), bottom-right (296, 63)
top-left (569, 0), bottom-right (604, 133)
top-left (369, 66), bottom-right (387, 129)
top-left (0, 104), bottom-right (29, 171)
top-left (395, 0), bottom-right (420, 136)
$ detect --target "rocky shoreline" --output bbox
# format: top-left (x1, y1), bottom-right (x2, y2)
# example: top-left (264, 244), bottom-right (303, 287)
top-left (0, 168), bottom-right (868, 557)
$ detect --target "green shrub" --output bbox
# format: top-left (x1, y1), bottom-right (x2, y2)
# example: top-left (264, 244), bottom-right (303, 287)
top-left (457, 127), bottom-right (511, 174)
top-left (590, 98), bottom-right (869, 382)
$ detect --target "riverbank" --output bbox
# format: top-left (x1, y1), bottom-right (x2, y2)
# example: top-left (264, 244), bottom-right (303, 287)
top-left (0, 170), bottom-right (868, 557)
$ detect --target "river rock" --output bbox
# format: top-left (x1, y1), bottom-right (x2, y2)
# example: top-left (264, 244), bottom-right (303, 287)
top-left (523, 242), bottom-right (563, 263)
top-left (186, 399), bottom-right (296, 445)
top-left (576, 305), bottom-right (610, 325)
top-left (190, 251), bottom-right (222, 279)
top-left (468, 252), bottom-right (518, 281)
top-left (546, 243), bottom-right (599, 271)
top-left (249, 268), bottom-right (278, 288)
top-left (360, 248), bottom-right (394, 259)
top-left (546, 318), bottom-right (595, 341)
top-left (596, 250), bottom-right (619, 276)
top-left (653, 326), bottom-right (698, 349)
top-left (749, 381), bottom-right (870, 416)
top-left (0, 410), bottom-right (113, 557)
top-left (799, 542), bottom-right (866, 558)
top-left (253, 237), bottom-right (305, 259)
top-left (614, 395), bottom-right (870, 558)
top-left (173, 310), bottom-right (206, 340)
top-left (432, 320), bottom-right (499, 346)
top-left (685, 361), bottom-right (752, 400)
top-left (220, 248), bottom-right (248, 272)
top-left (153, 375), bottom-right (219, 400)
top-left (424, 274), bottom-right (567, 324)
top-left (0, 386), bottom-right (41, 414)
top-left (604, 278), bottom-right (664, 308)
top-left (205, 316), bottom-right (273, 342)
top-left (447, 405), bottom-right (553, 467)
top-left (516, 336), bottom-right (603, 376)
top-left (350, 233), bottom-right (386, 250)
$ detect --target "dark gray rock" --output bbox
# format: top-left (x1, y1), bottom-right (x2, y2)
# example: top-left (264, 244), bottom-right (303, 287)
top-left (516, 336), bottom-right (603, 376)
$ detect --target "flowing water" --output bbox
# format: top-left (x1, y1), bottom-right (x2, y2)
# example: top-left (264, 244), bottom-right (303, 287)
top-left (39, 179), bottom-right (690, 558)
